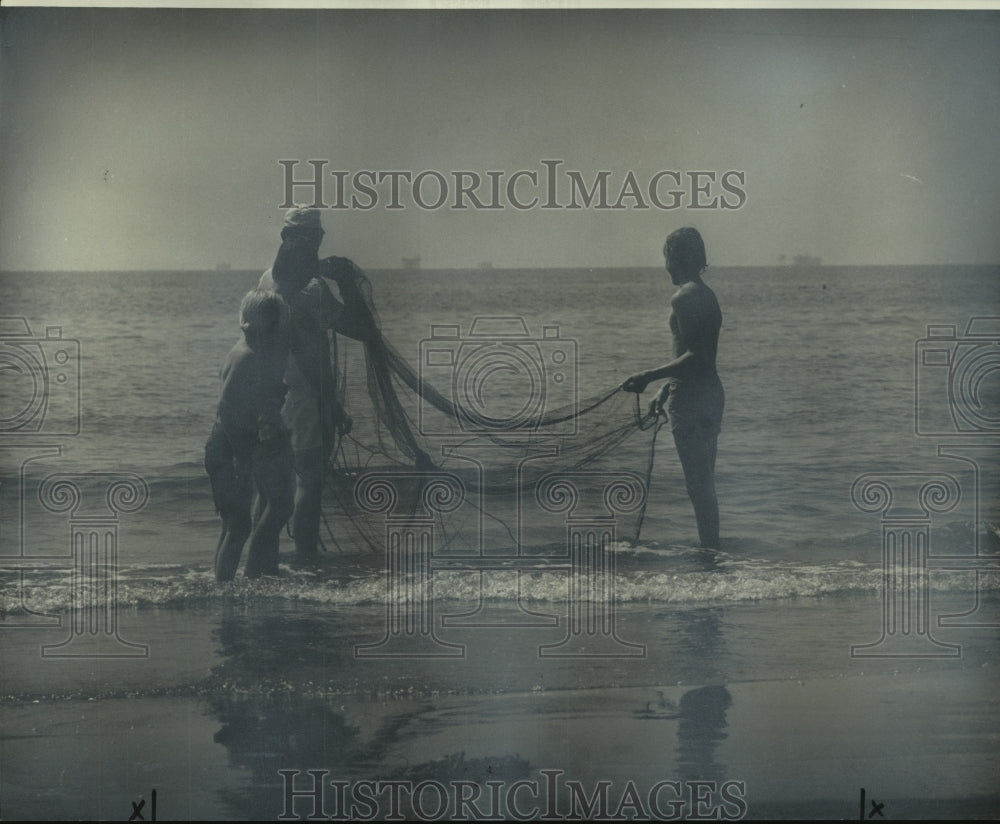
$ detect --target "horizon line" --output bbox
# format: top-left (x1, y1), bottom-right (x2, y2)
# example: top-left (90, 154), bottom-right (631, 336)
top-left (2, 262), bottom-right (998, 275)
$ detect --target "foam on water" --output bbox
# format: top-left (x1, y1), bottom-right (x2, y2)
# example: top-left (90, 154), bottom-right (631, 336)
top-left (6, 537), bottom-right (996, 618)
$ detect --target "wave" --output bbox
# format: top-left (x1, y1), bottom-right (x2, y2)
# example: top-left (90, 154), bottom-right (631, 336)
top-left (6, 542), bottom-right (996, 617)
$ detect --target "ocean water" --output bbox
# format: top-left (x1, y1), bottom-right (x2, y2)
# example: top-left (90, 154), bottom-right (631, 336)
top-left (1, 264), bottom-right (998, 614)
top-left (3, 264), bottom-right (1000, 821)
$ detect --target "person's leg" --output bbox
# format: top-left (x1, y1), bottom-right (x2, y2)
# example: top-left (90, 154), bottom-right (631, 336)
top-left (244, 502), bottom-right (283, 577)
top-left (207, 429), bottom-right (253, 582)
top-left (246, 440), bottom-right (295, 577)
top-left (215, 502), bottom-right (251, 582)
top-left (291, 446), bottom-right (325, 557)
top-left (672, 428), bottom-right (720, 549)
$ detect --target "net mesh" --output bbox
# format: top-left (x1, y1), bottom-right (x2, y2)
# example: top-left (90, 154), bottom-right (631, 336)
top-left (318, 266), bottom-right (665, 555)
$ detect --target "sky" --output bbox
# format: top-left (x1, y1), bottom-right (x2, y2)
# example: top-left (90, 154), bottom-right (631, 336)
top-left (1, 6), bottom-right (999, 270)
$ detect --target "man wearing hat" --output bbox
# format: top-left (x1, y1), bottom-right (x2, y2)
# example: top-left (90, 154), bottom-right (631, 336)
top-left (259, 206), bottom-right (375, 561)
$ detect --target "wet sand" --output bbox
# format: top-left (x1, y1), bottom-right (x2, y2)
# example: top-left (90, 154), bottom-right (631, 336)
top-left (1, 595), bottom-right (998, 820)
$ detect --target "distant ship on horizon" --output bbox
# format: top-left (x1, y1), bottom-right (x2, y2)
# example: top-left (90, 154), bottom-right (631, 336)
top-left (779, 254), bottom-right (822, 267)
top-left (401, 256), bottom-right (421, 270)
top-left (215, 262), bottom-right (232, 271)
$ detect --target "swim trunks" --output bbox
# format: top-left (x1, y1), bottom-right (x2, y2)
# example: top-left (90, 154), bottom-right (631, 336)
top-left (204, 421), bottom-right (293, 517)
top-left (665, 375), bottom-right (725, 436)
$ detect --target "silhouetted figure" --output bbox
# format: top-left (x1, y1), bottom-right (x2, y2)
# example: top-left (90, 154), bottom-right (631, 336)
top-left (205, 289), bottom-right (294, 580)
top-left (623, 227), bottom-right (724, 549)
top-left (676, 684), bottom-right (733, 784)
top-left (259, 207), bottom-right (373, 561)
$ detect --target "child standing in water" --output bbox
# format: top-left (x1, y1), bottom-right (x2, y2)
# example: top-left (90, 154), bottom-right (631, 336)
top-left (205, 289), bottom-right (295, 581)
top-left (622, 227), bottom-right (724, 549)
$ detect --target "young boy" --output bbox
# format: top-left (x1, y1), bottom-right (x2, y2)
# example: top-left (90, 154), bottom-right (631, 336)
top-left (205, 289), bottom-right (295, 581)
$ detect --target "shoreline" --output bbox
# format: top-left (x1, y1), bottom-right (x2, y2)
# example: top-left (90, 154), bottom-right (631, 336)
top-left (2, 593), bottom-right (997, 699)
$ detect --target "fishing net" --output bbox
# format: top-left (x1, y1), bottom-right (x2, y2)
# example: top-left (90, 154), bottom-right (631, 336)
top-left (318, 265), bottom-right (666, 557)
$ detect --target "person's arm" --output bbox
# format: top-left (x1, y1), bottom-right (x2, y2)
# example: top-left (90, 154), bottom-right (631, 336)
top-left (257, 382), bottom-right (289, 443)
top-left (647, 382), bottom-right (670, 418)
top-left (319, 256), bottom-right (379, 342)
top-left (270, 238), bottom-right (318, 297)
top-left (621, 290), bottom-right (707, 393)
top-left (216, 348), bottom-right (259, 447)
top-left (624, 354), bottom-right (694, 392)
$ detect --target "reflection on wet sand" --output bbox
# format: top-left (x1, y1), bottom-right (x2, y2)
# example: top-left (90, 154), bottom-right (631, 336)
top-left (209, 604), bottom-right (539, 818)
top-left (207, 596), bottom-right (740, 819)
